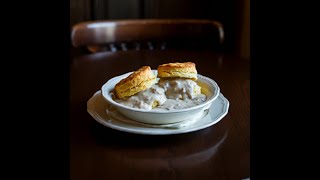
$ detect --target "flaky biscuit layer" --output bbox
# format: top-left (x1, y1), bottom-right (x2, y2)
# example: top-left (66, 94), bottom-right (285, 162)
top-left (115, 66), bottom-right (156, 98)
top-left (157, 62), bottom-right (197, 80)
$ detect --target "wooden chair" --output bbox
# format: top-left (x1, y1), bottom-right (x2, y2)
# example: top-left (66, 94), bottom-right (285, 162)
top-left (71, 19), bottom-right (224, 53)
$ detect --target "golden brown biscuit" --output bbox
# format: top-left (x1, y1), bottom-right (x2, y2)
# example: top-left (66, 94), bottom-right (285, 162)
top-left (157, 62), bottom-right (198, 80)
top-left (115, 66), bottom-right (156, 99)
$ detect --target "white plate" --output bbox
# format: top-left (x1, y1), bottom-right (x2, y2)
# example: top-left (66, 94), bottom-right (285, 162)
top-left (87, 91), bottom-right (229, 135)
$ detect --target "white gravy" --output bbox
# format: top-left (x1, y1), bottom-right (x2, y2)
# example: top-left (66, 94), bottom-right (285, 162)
top-left (114, 79), bottom-right (207, 110)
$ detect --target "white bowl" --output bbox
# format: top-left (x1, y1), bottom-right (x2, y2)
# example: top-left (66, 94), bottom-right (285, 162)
top-left (101, 70), bottom-right (220, 125)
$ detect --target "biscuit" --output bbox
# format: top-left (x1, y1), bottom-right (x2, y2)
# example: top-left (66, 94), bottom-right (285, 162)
top-left (115, 66), bottom-right (156, 99)
top-left (157, 62), bottom-right (197, 80)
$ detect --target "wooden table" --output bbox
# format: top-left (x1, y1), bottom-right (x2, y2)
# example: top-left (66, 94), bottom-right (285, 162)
top-left (70, 49), bottom-right (250, 180)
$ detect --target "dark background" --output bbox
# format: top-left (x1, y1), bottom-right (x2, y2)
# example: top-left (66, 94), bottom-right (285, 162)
top-left (70, 0), bottom-right (250, 60)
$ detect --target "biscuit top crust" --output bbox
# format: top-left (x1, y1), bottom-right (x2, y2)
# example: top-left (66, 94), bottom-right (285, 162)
top-left (157, 62), bottom-right (198, 80)
top-left (115, 66), bottom-right (154, 88)
top-left (158, 62), bottom-right (196, 69)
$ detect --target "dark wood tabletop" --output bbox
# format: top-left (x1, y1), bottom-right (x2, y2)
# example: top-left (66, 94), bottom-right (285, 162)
top-left (70, 49), bottom-right (250, 180)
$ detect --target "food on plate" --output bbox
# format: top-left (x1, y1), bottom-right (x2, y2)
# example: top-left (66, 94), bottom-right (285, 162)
top-left (157, 62), bottom-right (197, 80)
top-left (114, 66), bottom-right (156, 99)
top-left (113, 62), bottom-right (206, 111)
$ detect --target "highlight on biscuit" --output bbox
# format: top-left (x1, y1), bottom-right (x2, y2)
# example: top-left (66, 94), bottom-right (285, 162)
top-left (157, 62), bottom-right (198, 80)
top-left (115, 66), bottom-right (156, 99)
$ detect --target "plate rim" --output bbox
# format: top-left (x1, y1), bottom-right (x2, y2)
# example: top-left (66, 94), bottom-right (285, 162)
top-left (87, 91), bottom-right (229, 135)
